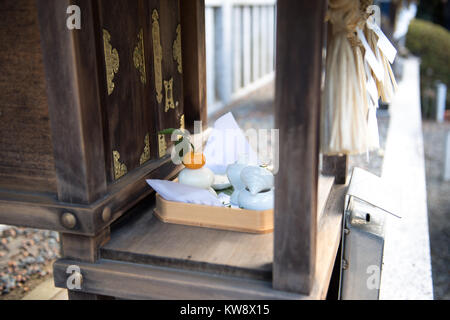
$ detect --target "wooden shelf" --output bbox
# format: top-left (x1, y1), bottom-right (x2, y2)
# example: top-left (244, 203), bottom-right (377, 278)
top-left (100, 175), bottom-right (335, 281)
top-left (102, 203), bottom-right (274, 280)
top-left (54, 179), bottom-right (344, 300)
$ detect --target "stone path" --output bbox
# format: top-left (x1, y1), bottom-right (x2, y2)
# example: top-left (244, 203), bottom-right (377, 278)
top-left (22, 278), bottom-right (67, 300)
top-left (379, 57), bottom-right (434, 300)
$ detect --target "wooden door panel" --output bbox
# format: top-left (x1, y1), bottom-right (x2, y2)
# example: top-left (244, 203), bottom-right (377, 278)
top-left (148, 0), bottom-right (185, 157)
top-left (97, 0), bottom-right (158, 182)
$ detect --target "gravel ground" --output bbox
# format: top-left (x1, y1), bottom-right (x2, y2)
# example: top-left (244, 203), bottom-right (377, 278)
top-left (0, 227), bottom-right (61, 299)
top-left (422, 120), bottom-right (450, 300)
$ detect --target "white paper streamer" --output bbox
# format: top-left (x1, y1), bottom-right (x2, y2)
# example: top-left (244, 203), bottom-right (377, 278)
top-left (367, 20), bottom-right (397, 64)
top-left (357, 27), bottom-right (383, 81)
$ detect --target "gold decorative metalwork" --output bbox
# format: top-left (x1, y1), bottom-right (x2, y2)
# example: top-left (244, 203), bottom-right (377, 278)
top-left (103, 29), bottom-right (120, 96)
top-left (113, 151), bottom-right (127, 180)
top-left (173, 24), bottom-right (182, 74)
top-left (177, 114), bottom-right (186, 140)
top-left (180, 114), bottom-right (185, 131)
top-left (152, 10), bottom-right (163, 104)
top-left (133, 29), bottom-right (146, 85)
top-left (164, 78), bottom-right (175, 112)
top-left (139, 133), bottom-right (151, 165)
top-left (158, 134), bottom-right (167, 158)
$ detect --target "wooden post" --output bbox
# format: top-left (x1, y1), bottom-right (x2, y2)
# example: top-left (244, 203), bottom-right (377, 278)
top-left (273, 0), bottom-right (327, 295)
top-left (323, 155), bottom-right (348, 185)
top-left (36, 0), bottom-right (107, 205)
top-left (205, 7), bottom-right (216, 108)
top-left (37, 0), bottom-right (111, 300)
top-left (181, 0), bottom-right (208, 130)
top-left (61, 229), bottom-right (112, 300)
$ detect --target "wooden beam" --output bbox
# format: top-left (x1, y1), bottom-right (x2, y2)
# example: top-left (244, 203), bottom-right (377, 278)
top-left (0, 158), bottom-right (180, 236)
top-left (310, 185), bottom-right (345, 299)
top-left (273, 0), bottom-right (327, 294)
top-left (36, 0), bottom-right (107, 204)
top-left (61, 228), bottom-right (111, 264)
top-left (180, 0), bottom-right (208, 130)
top-left (60, 227), bottom-right (111, 300)
top-left (53, 258), bottom-right (306, 300)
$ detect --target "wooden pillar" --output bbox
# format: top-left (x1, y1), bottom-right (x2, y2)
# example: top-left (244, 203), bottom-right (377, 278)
top-left (36, 0), bottom-right (107, 205)
top-left (273, 0), bottom-right (327, 295)
top-left (36, 0), bottom-right (111, 300)
top-left (181, 0), bottom-right (208, 130)
top-left (205, 7), bottom-right (216, 108)
top-left (323, 155), bottom-right (348, 185)
top-left (61, 229), bottom-right (112, 300)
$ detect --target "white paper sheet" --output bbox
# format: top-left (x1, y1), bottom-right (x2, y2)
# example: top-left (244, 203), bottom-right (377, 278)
top-left (146, 180), bottom-right (224, 207)
top-left (357, 28), bottom-right (384, 81)
top-left (203, 112), bottom-right (258, 174)
top-left (367, 19), bottom-right (398, 64)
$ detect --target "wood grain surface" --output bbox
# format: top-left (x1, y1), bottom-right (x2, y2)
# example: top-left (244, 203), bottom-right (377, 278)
top-left (273, 0), bottom-right (328, 295)
top-left (0, 0), bottom-right (56, 194)
top-left (97, 0), bottom-right (157, 181)
top-left (37, 0), bottom-right (107, 204)
top-left (180, 0), bottom-right (207, 130)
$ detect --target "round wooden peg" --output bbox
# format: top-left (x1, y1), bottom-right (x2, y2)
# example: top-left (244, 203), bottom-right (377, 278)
top-left (102, 207), bottom-right (112, 222)
top-left (61, 212), bottom-right (77, 229)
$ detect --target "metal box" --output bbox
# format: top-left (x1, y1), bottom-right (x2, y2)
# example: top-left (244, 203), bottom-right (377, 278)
top-left (339, 197), bottom-right (387, 299)
top-left (339, 168), bottom-right (401, 300)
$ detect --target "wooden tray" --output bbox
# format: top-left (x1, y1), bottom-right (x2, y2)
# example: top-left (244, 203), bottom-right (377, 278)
top-left (154, 194), bottom-right (274, 234)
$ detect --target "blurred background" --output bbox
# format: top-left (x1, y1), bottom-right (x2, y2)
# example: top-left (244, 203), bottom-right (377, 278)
top-left (1, 0), bottom-right (449, 300)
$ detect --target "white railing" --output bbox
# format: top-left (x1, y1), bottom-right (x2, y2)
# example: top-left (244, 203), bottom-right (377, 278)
top-left (205, 0), bottom-right (276, 115)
